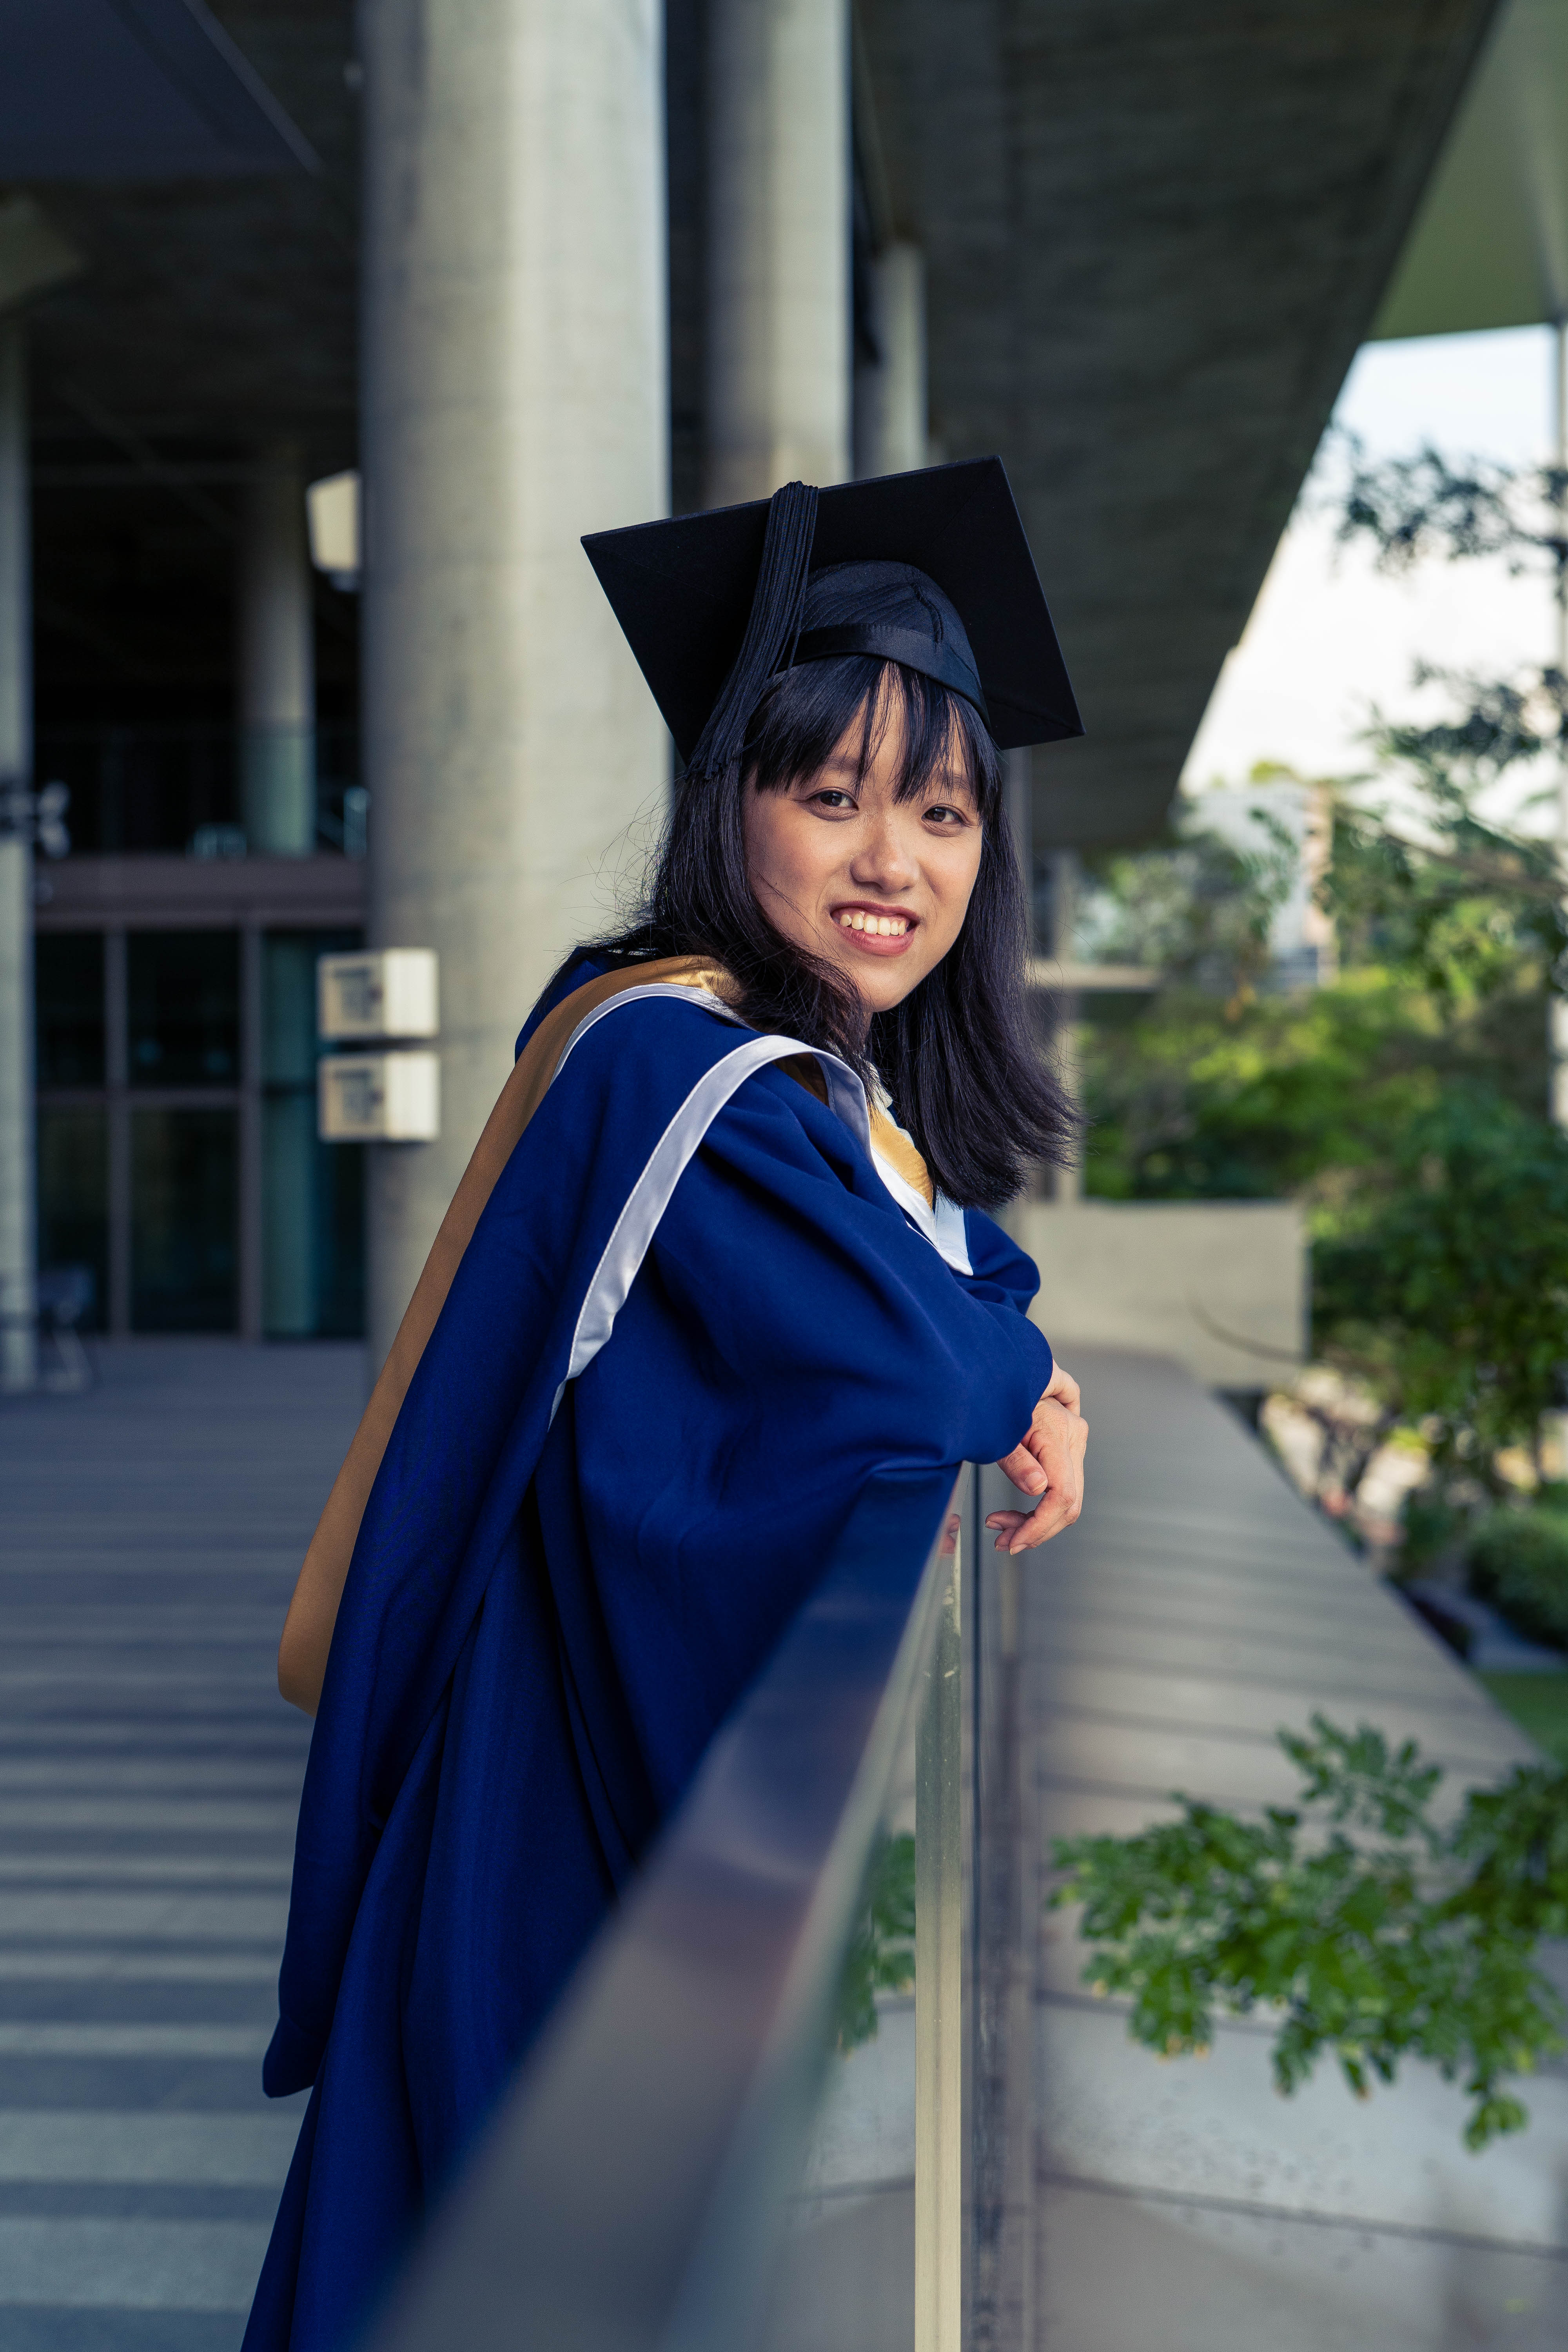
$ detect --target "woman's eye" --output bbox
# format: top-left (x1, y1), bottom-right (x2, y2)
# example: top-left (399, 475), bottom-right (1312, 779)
top-left (811, 789), bottom-right (856, 810)
top-left (924, 804), bottom-right (968, 827)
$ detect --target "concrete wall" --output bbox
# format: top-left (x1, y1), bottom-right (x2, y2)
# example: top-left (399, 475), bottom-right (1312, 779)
top-left (1009, 1200), bottom-right (1306, 1390)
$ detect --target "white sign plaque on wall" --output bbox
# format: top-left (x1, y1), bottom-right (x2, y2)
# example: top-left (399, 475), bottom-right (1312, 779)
top-left (318, 1051), bottom-right (441, 1142)
top-left (317, 949), bottom-right (439, 1042)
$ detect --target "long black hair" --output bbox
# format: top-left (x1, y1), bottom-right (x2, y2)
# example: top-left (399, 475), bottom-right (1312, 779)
top-left (570, 653), bottom-right (1076, 1209)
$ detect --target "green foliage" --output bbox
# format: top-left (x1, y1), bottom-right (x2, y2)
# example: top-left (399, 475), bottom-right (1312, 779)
top-left (1312, 1091), bottom-right (1568, 1468)
top-left (1079, 696), bottom-right (1568, 1453)
top-left (1477, 1673), bottom-right (1568, 1767)
top-left (1078, 816), bottom-right (1296, 1004)
top-left (1081, 739), bottom-right (1564, 1218)
top-left (1327, 433), bottom-right (1568, 582)
top-left (1049, 1716), bottom-right (1568, 2151)
top-left (834, 1832), bottom-right (915, 2055)
top-left (1398, 1483), bottom-right (1472, 1577)
top-left (1327, 731), bottom-right (1568, 1020)
top-left (1468, 1510), bottom-right (1568, 1650)
top-left (1080, 971), bottom-right (1443, 1203)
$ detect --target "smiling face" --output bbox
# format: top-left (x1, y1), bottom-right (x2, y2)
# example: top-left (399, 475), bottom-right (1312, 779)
top-left (741, 680), bottom-right (985, 1018)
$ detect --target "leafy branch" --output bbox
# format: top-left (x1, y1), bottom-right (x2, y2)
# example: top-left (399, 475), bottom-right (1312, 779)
top-left (835, 1831), bottom-right (915, 2054)
top-left (1049, 1716), bottom-right (1568, 2149)
top-left (1324, 430), bottom-right (1568, 583)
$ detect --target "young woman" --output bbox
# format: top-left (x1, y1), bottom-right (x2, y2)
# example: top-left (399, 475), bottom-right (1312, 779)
top-left (245, 461), bottom-right (1088, 2350)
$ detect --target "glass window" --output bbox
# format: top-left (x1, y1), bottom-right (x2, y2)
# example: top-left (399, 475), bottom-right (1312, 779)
top-left (35, 933), bottom-right (105, 1088)
top-left (261, 931), bottom-right (365, 1338)
top-left (131, 1108), bottom-right (237, 1332)
top-left (262, 1102), bottom-right (365, 1338)
top-left (127, 931), bottom-right (240, 1087)
top-left (262, 931), bottom-right (327, 1086)
top-left (36, 1106), bottom-right (108, 1332)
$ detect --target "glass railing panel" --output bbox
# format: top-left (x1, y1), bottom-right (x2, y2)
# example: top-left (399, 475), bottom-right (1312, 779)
top-left (766, 1470), bottom-right (1030, 2352)
top-left (365, 1465), bottom-right (969, 2352)
top-left (761, 1640), bottom-right (924, 2352)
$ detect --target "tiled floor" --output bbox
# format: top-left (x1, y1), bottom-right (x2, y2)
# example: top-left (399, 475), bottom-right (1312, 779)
top-left (0, 1343), bottom-right (363, 2352)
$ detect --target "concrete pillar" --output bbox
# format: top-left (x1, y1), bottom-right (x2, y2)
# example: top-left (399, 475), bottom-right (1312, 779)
top-left (853, 241), bottom-right (926, 480)
top-left (238, 445), bottom-right (316, 856)
top-left (706, 0), bottom-right (851, 504)
top-left (0, 319), bottom-right (36, 1390)
top-left (359, 0), bottom-right (668, 1370)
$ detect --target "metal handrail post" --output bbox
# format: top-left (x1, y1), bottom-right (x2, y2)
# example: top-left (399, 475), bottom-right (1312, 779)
top-left (915, 1489), bottom-right (965, 2351)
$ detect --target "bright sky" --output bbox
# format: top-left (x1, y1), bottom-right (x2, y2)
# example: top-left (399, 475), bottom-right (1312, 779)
top-left (1181, 325), bottom-right (1559, 815)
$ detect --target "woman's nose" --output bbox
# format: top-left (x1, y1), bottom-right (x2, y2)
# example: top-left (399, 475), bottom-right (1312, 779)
top-left (849, 814), bottom-right (919, 893)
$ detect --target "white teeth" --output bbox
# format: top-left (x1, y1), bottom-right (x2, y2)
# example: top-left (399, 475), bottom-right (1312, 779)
top-left (838, 911), bottom-right (909, 936)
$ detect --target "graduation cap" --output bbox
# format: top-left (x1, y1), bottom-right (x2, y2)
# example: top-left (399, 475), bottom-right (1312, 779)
top-left (581, 458), bottom-right (1083, 779)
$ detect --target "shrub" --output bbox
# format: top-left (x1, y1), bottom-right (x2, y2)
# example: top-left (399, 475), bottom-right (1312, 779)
top-left (1398, 1484), bottom-right (1470, 1579)
top-left (1468, 1511), bottom-right (1568, 1650)
top-left (1050, 1716), bottom-right (1568, 2149)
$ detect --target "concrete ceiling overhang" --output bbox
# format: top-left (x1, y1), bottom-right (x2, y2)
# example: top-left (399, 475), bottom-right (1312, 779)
top-left (1374, 0), bottom-right (1568, 334)
top-left (14, 2), bottom-right (358, 463)
top-left (860, 0), bottom-right (1507, 849)
top-left (0, 0), bottom-right (316, 180)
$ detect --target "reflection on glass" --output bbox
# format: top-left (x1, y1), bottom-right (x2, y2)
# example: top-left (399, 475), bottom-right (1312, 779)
top-left (262, 931), bottom-right (365, 1337)
top-left (131, 1108), bottom-right (237, 1332)
top-left (36, 1106), bottom-right (109, 1331)
top-left (32, 720), bottom-right (359, 856)
top-left (764, 1721), bottom-right (922, 2352)
top-left (35, 933), bottom-right (105, 1087)
top-left (127, 931), bottom-right (239, 1087)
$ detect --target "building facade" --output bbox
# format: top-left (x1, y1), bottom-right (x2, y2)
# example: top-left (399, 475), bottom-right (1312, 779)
top-left (0, 0), bottom-right (1501, 1368)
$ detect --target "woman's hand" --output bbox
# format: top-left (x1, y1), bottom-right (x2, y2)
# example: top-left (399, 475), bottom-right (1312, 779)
top-left (987, 1361), bottom-right (1087, 1554)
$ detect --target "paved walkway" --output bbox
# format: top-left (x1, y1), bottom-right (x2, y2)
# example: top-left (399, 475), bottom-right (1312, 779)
top-left (0, 1343), bottom-right (363, 2352)
top-left (1027, 1348), bottom-right (1568, 2352)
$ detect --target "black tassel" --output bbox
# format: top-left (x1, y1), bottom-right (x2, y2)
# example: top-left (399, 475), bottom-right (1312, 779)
top-left (684, 479), bottom-right (819, 780)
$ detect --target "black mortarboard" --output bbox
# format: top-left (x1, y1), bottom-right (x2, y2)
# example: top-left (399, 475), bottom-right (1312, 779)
top-left (581, 458), bottom-right (1082, 777)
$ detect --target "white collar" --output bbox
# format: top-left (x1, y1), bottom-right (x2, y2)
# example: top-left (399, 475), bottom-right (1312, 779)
top-left (869, 1147), bottom-right (973, 1275)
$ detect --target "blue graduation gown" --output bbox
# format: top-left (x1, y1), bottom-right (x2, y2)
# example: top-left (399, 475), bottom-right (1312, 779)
top-left (243, 965), bottom-right (1052, 2350)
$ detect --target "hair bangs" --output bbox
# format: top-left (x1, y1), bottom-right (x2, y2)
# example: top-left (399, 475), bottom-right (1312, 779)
top-left (744, 656), bottom-right (1000, 824)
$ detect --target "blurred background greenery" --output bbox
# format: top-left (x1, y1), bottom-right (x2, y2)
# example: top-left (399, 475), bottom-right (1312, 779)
top-left (1074, 445), bottom-right (1568, 1760)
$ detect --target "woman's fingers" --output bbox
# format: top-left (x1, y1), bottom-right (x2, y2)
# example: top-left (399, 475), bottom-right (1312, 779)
top-left (988, 1391), bottom-right (1089, 1553)
top-left (996, 1361), bottom-right (1084, 1494)
top-left (995, 1436), bottom-right (1048, 1495)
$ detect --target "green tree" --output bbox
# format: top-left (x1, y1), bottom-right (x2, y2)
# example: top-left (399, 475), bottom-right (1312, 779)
top-left (1314, 1091), bottom-right (1568, 1475)
top-left (1051, 1717), bottom-right (1568, 2151)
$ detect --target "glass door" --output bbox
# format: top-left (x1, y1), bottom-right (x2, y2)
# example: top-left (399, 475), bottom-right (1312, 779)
top-left (261, 930), bottom-right (365, 1338)
top-left (126, 931), bottom-right (241, 1332)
